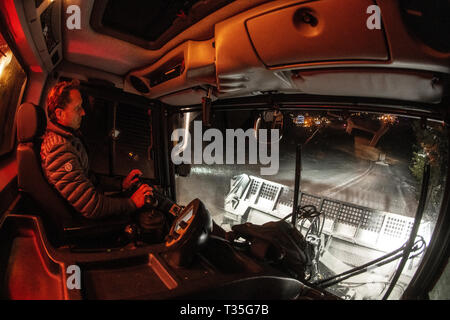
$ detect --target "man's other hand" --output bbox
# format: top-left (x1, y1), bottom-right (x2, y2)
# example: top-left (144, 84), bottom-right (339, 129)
top-left (123, 169), bottom-right (143, 190)
top-left (130, 183), bottom-right (153, 209)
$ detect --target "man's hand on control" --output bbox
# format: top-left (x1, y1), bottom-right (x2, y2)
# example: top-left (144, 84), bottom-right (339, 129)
top-left (123, 169), bottom-right (143, 190)
top-left (130, 183), bottom-right (153, 209)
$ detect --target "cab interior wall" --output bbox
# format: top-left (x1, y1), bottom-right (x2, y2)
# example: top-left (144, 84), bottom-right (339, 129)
top-left (0, 216), bottom-right (65, 299)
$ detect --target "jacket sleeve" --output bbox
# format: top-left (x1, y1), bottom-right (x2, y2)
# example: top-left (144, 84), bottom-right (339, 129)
top-left (89, 171), bottom-right (124, 193)
top-left (43, 141), bottom-right (136, 219)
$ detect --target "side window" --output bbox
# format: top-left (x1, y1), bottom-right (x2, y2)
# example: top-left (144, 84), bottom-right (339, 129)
top-left (0, 32), bottom-right (27, 156)
top-left (114, 103), bottom-right (155, 179)
top-left (80, 95), bottom-right (156, 180)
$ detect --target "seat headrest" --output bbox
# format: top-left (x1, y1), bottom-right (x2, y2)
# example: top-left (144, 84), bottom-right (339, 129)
top-left (17, 103), bottom-right (47, 142)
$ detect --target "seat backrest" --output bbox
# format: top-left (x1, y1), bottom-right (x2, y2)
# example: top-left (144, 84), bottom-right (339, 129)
top-left (16, 102), bottom-right (74, 245)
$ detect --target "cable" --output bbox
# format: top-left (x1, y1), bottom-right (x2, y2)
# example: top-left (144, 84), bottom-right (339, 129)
top-left (315, 236), bottom-right (426, 289)
top-left (282, 205), bottom-right (324, 281)
top-left (282, 204), bottom-right (321, 222)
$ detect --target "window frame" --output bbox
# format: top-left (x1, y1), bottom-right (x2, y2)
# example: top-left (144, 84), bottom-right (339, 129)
top-left (0, 16), bottom-right (29, 159)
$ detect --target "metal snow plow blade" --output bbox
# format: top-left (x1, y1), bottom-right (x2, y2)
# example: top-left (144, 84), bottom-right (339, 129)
top-left (224, 174), bottom-right (418, 253)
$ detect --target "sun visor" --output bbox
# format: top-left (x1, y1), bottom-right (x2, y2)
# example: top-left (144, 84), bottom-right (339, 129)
top-left (291, 69), bottom-right (445, 103)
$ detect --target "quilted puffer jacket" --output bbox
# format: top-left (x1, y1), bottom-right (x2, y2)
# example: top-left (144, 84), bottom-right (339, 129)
top-left (40, 121), bottom-right (136, 219)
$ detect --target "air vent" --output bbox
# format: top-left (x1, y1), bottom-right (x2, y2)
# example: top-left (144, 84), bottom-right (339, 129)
top-left (129, 75), bottom-right (150, 94)
top-left (145, 57), bottom-right (185, 87)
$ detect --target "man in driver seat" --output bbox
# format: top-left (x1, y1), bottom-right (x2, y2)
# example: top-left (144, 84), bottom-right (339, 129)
top-left (40, 80), bottom-right (154, 222)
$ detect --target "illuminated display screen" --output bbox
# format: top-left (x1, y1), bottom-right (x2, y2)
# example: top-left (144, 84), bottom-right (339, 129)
top-left (175, 207), bottom-right (193, 232)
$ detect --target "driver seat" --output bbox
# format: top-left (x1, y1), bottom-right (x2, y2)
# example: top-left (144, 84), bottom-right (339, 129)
top-left (16, 102), bottom-right (128, 247)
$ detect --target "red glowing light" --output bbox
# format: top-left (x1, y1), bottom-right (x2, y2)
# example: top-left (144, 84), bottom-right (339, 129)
top-left (30, 65), bottom-right (43, 73)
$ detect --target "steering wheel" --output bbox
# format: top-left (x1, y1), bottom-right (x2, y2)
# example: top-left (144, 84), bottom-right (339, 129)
top-left (163, 198), bottom-right (213, 267)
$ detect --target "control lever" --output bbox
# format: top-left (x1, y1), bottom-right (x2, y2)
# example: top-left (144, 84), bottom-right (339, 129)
top-left (131, 176), bottom-right (182, 217)
top-left (145, 189), bottom-right (182, 217)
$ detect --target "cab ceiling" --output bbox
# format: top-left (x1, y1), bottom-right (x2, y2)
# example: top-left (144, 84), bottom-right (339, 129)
top-left (59, 0), bottom-right (449, 105)
top-left (62, 0), bottom-right (270, 75)
top-left (90, 0), bottom-right (234, 50)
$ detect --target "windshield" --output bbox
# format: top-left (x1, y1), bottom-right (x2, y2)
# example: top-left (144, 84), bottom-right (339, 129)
top-left (172, 108), bottom-right (448, 300)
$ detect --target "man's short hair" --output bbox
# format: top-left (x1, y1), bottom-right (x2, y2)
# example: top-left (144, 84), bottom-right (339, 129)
top-left (46, 79), bottom-right (80, 122)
